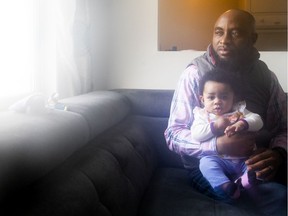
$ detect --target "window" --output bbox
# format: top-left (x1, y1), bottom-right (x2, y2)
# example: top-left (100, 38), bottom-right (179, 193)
top-left (0, 0), bottom-right (36, 97)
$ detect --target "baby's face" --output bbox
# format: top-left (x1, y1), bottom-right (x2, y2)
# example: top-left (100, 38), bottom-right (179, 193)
top-left (201, 81), bottom-right (234, 116)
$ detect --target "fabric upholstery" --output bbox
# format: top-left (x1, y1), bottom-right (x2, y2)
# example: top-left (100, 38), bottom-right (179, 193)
top-left (11, 117), bottom-right (158, 216)
top-left (0, 110), bottom-right (89, 201)
top-left (60, 91), bottom-right (130, 139)
top-left (139, 168), bottom-right (258, 216)
top-left (0, 89), bottom-right (283, 216)
top-left (115, 89), bottom-right (173, 117)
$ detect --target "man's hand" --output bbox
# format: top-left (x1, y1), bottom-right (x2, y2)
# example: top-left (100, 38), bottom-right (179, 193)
top-left (245, 148), bottom-right (283, 181)
top-left (216, 132), bottom-right (256, 157)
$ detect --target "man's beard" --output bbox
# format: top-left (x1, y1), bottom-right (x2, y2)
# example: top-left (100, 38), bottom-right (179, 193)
top-left (214, 50), bottom-right (249, 71)
top-left (215, 53), bottom-right (240, 71)
top-left (213, 46), bottom-right (256, 71)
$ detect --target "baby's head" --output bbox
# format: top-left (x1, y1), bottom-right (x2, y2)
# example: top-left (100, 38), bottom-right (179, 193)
top-left (199, 69), bottom-right (241, 115)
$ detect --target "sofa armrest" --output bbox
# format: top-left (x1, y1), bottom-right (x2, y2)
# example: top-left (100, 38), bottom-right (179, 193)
top-left (0, 110), bottom-right (89, 201)
top-left (60, 91), bottom-right (130, 140)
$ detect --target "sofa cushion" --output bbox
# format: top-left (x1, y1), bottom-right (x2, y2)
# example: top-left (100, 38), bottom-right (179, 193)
top-left (0, 110), bottom-right (89, 201)
top-left (11, 117), bottom-right (158, 216)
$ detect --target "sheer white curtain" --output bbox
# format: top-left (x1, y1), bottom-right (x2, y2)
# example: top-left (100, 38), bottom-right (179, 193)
top-left (55, 0), bottom-right (93, 98)
top-left (0, 0), bottom-right (94, 110)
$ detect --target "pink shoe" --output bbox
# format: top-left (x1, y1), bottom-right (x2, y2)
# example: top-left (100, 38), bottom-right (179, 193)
top-left (236, 171), bottom-right (258, 189)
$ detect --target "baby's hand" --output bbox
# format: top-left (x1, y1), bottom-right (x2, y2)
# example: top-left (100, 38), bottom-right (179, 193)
top-left (225, 120), bottom-right (246, 137)
top-left (213, 117), bottom-right (231, 134)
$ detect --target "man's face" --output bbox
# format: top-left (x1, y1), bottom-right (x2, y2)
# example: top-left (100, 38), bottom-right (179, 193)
top-left (212, 12), bottom-right (256, 63)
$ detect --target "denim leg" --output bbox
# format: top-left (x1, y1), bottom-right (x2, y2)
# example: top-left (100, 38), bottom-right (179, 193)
top-left (237, 182), bottom-right (287, 216)
top-left (188, 167), bottom-right (224, 199)
top-left (188, 169), bottom-right (287, 215)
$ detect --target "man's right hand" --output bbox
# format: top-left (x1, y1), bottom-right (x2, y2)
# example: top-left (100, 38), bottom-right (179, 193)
top-left (216, 132), bottom-right (256, 157)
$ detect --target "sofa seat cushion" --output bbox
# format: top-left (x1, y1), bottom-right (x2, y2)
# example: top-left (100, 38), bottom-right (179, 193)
top-left (0, 110), bottom-right (89, 202)
top-left (139, 168), bottom-right (259, 216)
top-left (9, 117), bottom-right (159, 216)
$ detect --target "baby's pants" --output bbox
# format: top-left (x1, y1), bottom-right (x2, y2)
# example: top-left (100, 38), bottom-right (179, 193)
top-left (199, 155), bottom-right (247, 189)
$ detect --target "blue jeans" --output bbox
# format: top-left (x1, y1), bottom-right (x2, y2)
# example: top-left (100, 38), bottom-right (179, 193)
top-left (188, 168), bottom-right (287, 216)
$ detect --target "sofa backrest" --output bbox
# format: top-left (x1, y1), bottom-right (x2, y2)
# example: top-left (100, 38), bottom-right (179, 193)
top-left (115, 89), bottom-right (173, 117)
top-left (116, 89), bottom-right (183, 168)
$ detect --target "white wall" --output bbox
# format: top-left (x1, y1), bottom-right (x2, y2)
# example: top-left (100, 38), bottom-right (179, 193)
top-left (107, 0), bottom-right (287, 92)
top-left (89, 0), bottom-right (110, 90)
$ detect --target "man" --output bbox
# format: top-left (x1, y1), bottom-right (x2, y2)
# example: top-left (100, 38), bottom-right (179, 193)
top-left (164, 9), bottom-right (287, 215)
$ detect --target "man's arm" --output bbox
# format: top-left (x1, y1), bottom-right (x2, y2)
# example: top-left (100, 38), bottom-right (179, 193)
top-left (246, 72), bottom-right (287, 181)
top-left (216, 132), bottom-right (256, 156)
top-left (266, 73), bottom-right (287, 150)
top-left (164, 65), bottom-right (218, 158)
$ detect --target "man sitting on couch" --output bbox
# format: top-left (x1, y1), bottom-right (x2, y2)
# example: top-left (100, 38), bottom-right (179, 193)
top-left (165, 9), bottom-right (287, 216)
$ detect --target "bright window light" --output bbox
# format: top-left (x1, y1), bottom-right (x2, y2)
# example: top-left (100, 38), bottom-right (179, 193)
top-left (0, 0), bottom-right (35, 97)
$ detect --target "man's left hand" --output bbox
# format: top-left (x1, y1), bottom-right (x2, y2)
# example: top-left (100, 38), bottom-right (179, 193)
top-left (245, 148), bottom-right (282, 181)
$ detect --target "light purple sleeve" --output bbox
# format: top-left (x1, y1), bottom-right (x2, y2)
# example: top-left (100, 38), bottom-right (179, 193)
top-left (164, 65), bottom-right (218, 159)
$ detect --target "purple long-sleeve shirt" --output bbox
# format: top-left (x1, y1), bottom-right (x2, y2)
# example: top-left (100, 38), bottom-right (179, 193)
top-left (164, 46), bottom-right (287, 160)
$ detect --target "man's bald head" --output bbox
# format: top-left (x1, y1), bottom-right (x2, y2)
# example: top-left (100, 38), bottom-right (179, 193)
top-left (212, 9), bottom-right (258, 64)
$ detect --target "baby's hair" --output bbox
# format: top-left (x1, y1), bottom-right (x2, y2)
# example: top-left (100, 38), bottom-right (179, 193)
top-left (199, 69), bottom-right (242, 99)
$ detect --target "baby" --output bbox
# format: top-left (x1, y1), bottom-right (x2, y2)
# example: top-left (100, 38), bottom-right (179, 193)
top-left (191, 70), bottom-right (263, 200)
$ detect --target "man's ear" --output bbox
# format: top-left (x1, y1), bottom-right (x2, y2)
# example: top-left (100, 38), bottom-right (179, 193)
top-left (252, 32), bottom-right (258, 44)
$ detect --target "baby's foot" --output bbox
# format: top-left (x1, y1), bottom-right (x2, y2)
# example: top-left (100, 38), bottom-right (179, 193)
top-left (237, 171), bottom-right (259, 189)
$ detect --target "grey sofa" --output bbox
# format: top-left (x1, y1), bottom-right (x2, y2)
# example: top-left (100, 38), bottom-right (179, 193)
top-left (0, 89), bottom-right (284, 215)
